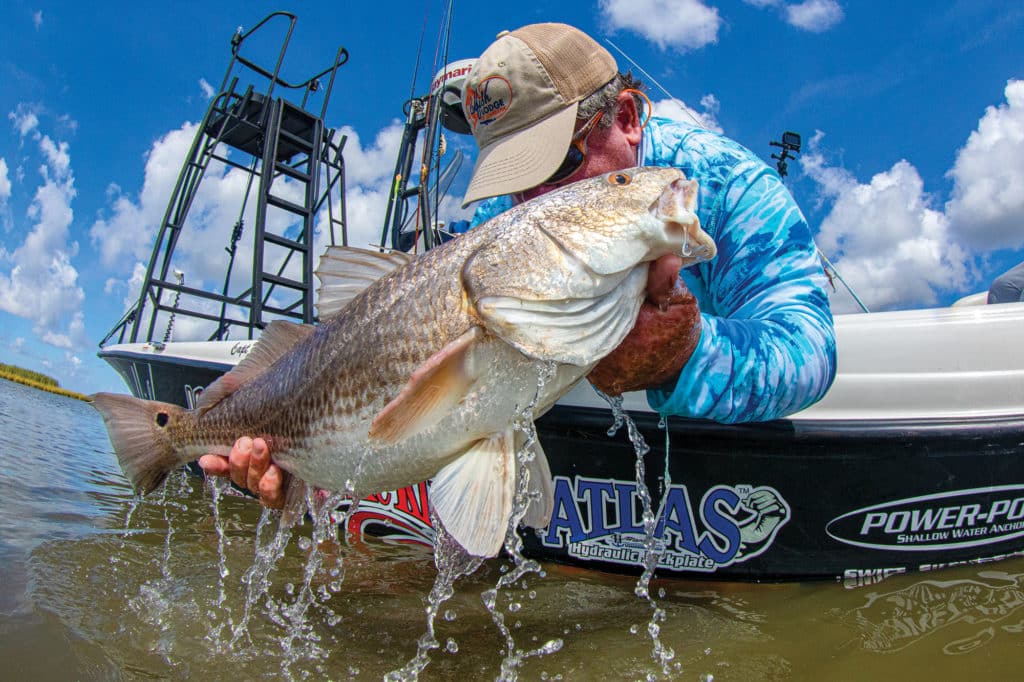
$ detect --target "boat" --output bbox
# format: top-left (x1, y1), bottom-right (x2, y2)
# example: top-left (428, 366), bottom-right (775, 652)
top-left (98, 12), bottom-right (1024, 584)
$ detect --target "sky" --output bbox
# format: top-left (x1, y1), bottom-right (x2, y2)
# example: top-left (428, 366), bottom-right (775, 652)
top-left (0, 0), bottom-right (1022, 393)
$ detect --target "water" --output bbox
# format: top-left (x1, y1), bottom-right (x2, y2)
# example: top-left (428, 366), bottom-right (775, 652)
top-left (3, 378), bottom-right (1024, 680)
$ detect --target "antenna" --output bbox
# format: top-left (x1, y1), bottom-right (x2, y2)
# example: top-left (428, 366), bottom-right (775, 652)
top-left (770, 130), bottom-right (801, 178)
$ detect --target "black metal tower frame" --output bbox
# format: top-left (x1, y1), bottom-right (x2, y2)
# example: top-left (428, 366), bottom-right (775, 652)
top-left (101, 11), bottom-right (349, 347)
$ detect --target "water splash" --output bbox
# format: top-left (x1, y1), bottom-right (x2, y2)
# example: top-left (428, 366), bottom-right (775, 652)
top-left (596, 390), bottom-right (676, 678)
top-left (207, 478), bottom-right (231, 604)
top-left (204, 477), bottom-right (232, 649)
top-left (277, 488), bottom-right (351, 676)
top-left (487, 361), bottom-right (564, 681)
top-left (386, 361), bottom-right (563, 681)
top-left (228, 487), bottom-right (305, 649)
top-left (385, 517), bottom-right (483, 681)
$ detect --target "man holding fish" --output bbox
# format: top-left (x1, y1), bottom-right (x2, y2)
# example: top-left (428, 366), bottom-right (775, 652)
top-left (196, 24), bottom-right (836, 514)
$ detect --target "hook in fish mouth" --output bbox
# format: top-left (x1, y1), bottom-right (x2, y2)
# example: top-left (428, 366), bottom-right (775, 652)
top-left (652, 177), bottom-right (716, 266)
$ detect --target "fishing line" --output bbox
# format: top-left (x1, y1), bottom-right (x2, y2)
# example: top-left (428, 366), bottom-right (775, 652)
top-left (605, 38), bottom-right (706, 129)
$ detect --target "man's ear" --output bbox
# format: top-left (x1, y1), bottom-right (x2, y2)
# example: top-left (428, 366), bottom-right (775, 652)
top-left (615, 91), bottom-right (643, 146)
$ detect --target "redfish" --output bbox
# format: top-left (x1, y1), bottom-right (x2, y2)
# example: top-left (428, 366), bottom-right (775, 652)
top-left (91, 167), bottom-right (716, 557)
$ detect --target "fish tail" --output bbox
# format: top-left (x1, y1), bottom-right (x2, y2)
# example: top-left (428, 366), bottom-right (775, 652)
top-left (90, 393), bottom-right (190, 494)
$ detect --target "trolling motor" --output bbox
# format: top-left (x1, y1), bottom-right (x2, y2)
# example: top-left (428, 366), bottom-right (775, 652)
top-left (431, 58), bottom-right (476, 135)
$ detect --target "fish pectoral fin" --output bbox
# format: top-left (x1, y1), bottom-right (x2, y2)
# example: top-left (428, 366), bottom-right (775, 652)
top-left (517, 428), bottom-right (554, 530)
top-left (369, 327), bottom-right (483, 443)
top-left (315, 245), bottom-right (414, 320)
top-left (430, 429), bottom-right (515, 558)
top-left (196, 320), bottom-right (314, 414)
top-left (474, 265), bottom-right (649, 366)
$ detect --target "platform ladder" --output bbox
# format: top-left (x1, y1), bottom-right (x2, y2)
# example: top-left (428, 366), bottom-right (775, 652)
top-left (104, 11), bottom-right (349, 348)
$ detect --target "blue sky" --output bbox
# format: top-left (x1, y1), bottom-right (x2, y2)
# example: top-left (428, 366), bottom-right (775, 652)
top-left (1, 0), bottom-right (1022, 393)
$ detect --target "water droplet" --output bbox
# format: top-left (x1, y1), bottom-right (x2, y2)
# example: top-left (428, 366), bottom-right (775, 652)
top-left (528, 590), bottom-right (536, 599)
top-left (508, 602), bottom-right (521, 612)
top-left (699, 675), bottom-right (714, 682)
top-left (445, 638), bottom-right (459, 654)
top-left (297, 536), bottom-right (312, 551)
top-left (444, 609), bottom-right (457, 621)
top-left (285, 583), bottom-right (295, 596)
top-left (658, 587), bottom-right (666, 598)
top-left (630, 624), bottom-right (639, 635)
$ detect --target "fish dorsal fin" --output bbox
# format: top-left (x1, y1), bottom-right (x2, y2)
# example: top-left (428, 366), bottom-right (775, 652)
top-left (517, 429), bottom-right (554, 530)
top-left (431, 428), bottom-right (515, 557)
top-left (368, 327), bottom-right (483, 443)
top-left (196, 320), bottom-right (314, 414)
top-left (315, 245), bottom-right (413, 320)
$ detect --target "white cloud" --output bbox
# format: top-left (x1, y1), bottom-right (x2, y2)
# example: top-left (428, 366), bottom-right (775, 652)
top-left (0, 127), bottom-right (87, 348)
top-left (744, 0), bottom-right (844, 32)
top-left (785, 0), bottom-right (844, 32)
top-left (600, 0), bottom-right (721, 51)
top-left (32, 10), bottom-right (42, 30)
top-left (38, 135), bottom-right (70, 178)
top-left (313, 122), bottom-right (406, 251)
top-left (0, 157), bottom-right (11, 202)
top-left (9, 105), bottom-right (40, 139)
top-left (945, 79), bottom-right (1024, 251)
top-left (651, 96), bottom-right (723, 134)
top-left (199, 78), bottom-right (215, 100)
top-left (802, 134), bottom-right (971, 312)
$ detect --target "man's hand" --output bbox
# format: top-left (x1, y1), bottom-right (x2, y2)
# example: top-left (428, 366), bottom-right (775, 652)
top-left (588, 254), bottom-right (701, 396)
top-left (198, 436), bottom-right (288, 509)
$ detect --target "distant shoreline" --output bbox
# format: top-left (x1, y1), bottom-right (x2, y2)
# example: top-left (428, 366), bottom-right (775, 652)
top-left (0, 372), bottom-right (90, 402)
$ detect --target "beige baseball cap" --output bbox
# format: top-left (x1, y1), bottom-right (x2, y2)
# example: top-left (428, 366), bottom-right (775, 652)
top-left (461, 23), bottom-right (618, 206)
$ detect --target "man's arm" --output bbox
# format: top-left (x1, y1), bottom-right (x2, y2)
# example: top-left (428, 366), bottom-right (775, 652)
top-left (648, 162), bottom-right (837, 423)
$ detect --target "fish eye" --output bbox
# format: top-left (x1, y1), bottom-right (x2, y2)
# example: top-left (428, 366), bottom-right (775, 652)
top-left (607, 172), bottom-right (632, 186)
top-left (155, 412), bottom-right (169, 427)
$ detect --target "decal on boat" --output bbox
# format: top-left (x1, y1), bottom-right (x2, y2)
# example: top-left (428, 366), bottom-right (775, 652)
top-left (827, 485), bottom-right (1024, 552)
top-left (230, 341), bottom-right (253, 357)
top-left (538, 477), bottom-right (791, 573)
top-left (842, 566), bottom-right (908, 589)
top-left (336, 481), bottom-right (436, 548)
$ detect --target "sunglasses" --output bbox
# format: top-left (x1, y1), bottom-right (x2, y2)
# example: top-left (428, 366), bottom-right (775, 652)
top-left (545, 109), bottom-right (605, 185)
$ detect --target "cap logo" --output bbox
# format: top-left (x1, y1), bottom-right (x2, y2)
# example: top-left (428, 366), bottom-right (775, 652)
top-left (464, 75), bottom-right (512, 132)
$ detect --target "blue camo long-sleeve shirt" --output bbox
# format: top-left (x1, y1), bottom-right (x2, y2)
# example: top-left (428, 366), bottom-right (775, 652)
top-left (469, 117), bottom-right (837, 423)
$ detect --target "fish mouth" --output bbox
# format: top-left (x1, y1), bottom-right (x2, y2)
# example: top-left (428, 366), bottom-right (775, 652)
top-left (653, 177), bottom-right (717, 267)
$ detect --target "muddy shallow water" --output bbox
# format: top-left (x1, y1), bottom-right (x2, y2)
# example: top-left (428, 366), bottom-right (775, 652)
top-left (2, 379), bottom-right (1023, 680)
